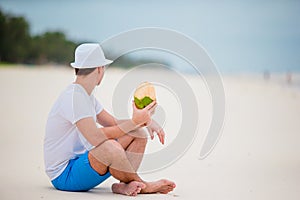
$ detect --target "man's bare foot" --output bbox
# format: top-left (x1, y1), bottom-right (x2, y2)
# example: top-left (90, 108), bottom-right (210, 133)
top-left (112, 181), bottom-right (145, 196)
top-left (141, 179), bottom-right (176, 194)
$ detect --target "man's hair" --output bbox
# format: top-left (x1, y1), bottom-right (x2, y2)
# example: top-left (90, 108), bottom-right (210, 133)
top-left (75, 68), bottom-right (97, 76)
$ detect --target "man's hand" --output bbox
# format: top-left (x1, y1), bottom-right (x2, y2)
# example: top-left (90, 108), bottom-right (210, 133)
top-left (146, 120), bottom-right (165, 145)
top-left (132, 100), bottom-right (157, 126)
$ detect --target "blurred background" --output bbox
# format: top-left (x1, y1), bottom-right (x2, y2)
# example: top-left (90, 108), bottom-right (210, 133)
top-left (0, 0), bottom-right (299, 74)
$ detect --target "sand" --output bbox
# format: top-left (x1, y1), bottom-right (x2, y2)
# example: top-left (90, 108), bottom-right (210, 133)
top-left (0, 66), bottom-right (299, 200)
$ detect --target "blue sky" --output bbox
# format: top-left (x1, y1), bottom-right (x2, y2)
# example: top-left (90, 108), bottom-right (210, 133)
top-left (0, 0), bottom-right (299, 73)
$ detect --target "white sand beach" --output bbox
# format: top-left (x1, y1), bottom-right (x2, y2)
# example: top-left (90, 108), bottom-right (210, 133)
top-left (0, 66), bottom-right (299, 200)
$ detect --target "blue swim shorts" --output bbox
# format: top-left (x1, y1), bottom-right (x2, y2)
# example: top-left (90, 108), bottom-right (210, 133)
top-left (51, 151), bottom-right (111, 191)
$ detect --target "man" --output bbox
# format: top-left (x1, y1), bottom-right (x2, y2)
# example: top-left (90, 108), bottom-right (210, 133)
top-left (44, 43), bottom-right (176, 196)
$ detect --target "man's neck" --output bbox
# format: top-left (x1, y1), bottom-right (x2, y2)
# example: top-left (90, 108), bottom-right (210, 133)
top-left (74, 78), bottom-right (95, 96)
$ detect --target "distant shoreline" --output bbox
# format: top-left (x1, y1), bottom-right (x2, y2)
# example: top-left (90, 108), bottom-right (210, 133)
top-left (1, 65), bottom-right (299, 92)
top-left (1, 63), bottom-right (299, 75)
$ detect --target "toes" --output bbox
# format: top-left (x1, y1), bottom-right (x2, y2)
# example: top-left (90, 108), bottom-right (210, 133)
top-left (129, 181), bottom-right (144, 196)
top-left (137, 182), bottom-right (146, 189)
top-left (168, 185), bottom-right (174, 190)
top-left (131, 191), bottom-right (138, 196)
top-left (134, 186), bottom-right (142, 195)
top-left (128, 191), bottom-right (136, 196)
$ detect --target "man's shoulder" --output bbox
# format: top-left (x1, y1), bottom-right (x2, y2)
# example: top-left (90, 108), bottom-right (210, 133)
top-left (59, 84), bottom-right (85, 100)
top-left (56, 85), bottom-right (73, 102)
top-left (52, 84), bottom-right (80, 111)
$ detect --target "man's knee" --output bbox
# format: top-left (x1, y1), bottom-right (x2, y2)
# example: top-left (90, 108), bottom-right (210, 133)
top-left (103, 139), bottom-right (127, 158)
top-left (93, 139), bottom-right (125, 156)
top-left (89, 139), bottom-right (127, 172)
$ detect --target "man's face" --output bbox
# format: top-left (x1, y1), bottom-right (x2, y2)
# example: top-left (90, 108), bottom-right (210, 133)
top-left (96, 66), bottom-right (105, 85)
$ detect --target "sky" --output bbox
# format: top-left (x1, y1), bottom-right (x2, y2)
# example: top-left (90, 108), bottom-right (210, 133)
top-left (0, 0), bottom-right (299, 73)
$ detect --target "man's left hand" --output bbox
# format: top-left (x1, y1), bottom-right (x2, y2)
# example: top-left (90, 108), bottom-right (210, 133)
top-left (146, 120), bottom-right (165, 145)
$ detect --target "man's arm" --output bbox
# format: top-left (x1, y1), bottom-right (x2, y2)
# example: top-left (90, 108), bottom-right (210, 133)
top-left (96, 109), bottom-right (118, 127)
top-left (97, 109), bottom-right (134, 129)
top-left (77, 101), bottom-right (157, 147)
top-left (76, 117), bottom-right (133, 146)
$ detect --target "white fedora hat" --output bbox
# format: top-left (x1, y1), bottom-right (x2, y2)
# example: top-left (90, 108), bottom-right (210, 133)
top-left (70, 43), bottom-right (113, 69)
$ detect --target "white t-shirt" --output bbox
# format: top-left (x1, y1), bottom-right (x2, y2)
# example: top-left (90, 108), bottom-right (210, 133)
top-left (44, 84), bottom-right (103, 180)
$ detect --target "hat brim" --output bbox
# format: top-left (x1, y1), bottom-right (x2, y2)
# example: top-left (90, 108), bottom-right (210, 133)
top-left (70, 59), bottom-right (113, 69)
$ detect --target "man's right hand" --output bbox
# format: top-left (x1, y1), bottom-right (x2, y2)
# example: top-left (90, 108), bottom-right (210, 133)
top-left (132, 100), bottom-right (157, 126)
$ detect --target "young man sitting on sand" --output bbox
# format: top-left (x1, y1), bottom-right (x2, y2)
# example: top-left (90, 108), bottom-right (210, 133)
top-left (44, 43), bottom-right (176, 196)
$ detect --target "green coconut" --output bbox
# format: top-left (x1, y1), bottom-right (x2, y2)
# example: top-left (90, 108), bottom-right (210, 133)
top-left (134, 82), bottom-right (156, 109)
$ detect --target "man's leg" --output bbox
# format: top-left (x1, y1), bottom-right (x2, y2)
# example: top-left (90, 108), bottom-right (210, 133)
top-left (89, 128), bottom-right (147, 183)
top-left (89, 139), bottom-right (142, 183)
top-left (108, 129), bottom-right (147, 196)
top-left (88, 139), bottom-right (145, 196)
top-left (115, 128), bottom-right (176, 194)
top-left (117, 128), bottom-right (148, 171)
top-left (88, 131), bottom-right (176, 195)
